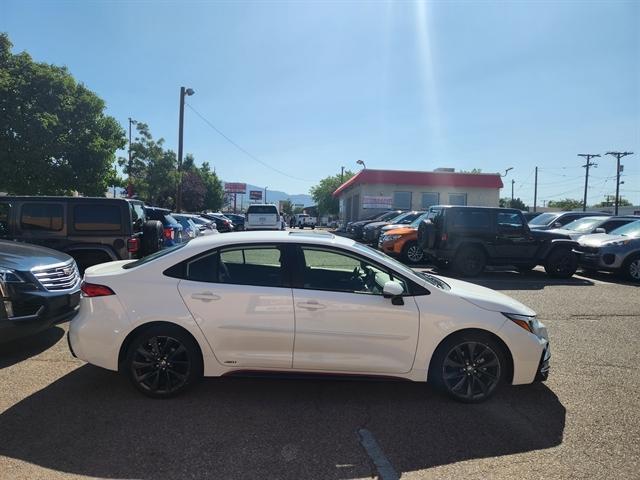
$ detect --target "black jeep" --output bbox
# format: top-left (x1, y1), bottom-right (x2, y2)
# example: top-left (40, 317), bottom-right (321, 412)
top-left (0, 197), bottom-right (163, 272)
top-left (418, 206), bottom-right (579, 278)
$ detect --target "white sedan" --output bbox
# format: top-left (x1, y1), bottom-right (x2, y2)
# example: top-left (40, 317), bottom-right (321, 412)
top-left (69, 231), bottom-right (550, 403)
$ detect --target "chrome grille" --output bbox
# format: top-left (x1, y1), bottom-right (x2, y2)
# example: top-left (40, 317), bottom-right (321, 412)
top-left (32, 261), bottom-right (81, 291)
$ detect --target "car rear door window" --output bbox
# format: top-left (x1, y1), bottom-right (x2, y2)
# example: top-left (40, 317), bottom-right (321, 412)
top-left (218, 246), bottom-right (285, 287)
top-left (73, 205), bottom-right (121, 231)
top-left (451, 210), bottom-right (491, 230)
top-left (21, 203), bottom-right (63, 231)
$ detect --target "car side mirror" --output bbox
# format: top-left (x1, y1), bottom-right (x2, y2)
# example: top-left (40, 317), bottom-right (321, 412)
top-left (594, 227), bottom-right (606, 234)
top-left (553, 221), bottom-right (562, 228)
top-left (383, 281), bottom-right (405, 305)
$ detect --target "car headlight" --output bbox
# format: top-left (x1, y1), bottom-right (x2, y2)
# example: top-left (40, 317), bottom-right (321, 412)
top-left (608, 240), bottom-right (630, 247)
top-left (0, 268), bottom-right (25, 284)
top-left (381, 234), bottom-right (401, 242)
top-left (503, 312), bottom-right (546, 339)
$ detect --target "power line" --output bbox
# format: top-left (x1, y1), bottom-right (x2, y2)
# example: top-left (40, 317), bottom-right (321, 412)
top-left (185, 103), bottom-right (315, 183)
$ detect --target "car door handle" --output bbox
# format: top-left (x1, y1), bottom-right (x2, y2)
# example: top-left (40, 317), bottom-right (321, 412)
top-left (297, 301), bottom-right (326, 311)
top-left (191, 292), bottom-right (221, 302)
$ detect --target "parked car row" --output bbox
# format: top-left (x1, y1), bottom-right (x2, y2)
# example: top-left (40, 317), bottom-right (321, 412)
top-left (345, 203), bottom-right (639, 282)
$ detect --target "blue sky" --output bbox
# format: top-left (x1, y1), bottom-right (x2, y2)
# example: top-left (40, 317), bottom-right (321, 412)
top-left (2, 0), bottom-right (639, 205)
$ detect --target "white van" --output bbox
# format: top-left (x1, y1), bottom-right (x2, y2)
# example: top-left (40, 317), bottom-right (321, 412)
top-left (245, 204), bottom-right (281, 230)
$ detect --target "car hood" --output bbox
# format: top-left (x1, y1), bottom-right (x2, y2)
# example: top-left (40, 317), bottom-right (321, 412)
top-left (546, 228), bottom-right (584, 240)
top-left (365, 221), bottom-right (388, 230)
top-left (381, 223), bottom-right (407, 232)
top-left (578, 233), bottom-right (637, 247)
top-left (383, 226), bottom-right (416, 236)
top-left (0, 240), bottom-right (73, 270)
top-left (530, 228), bottom-right (571, 240)
top-left (442, 276), bottom-right (536, 316)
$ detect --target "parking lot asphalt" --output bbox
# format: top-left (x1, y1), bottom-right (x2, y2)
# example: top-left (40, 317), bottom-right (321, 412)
top-left (0, 268), bottom-right (638, 480)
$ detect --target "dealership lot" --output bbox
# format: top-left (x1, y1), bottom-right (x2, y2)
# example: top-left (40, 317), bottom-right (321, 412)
top-left (0, 268), bottom-right (638, 480)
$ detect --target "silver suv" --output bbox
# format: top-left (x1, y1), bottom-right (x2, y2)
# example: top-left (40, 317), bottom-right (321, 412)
top-left (573, 220), bottom-right (640, 282)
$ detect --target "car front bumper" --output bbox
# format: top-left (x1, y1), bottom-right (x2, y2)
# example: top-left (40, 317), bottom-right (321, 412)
top-left (573, 247), bottom-right (626, 271)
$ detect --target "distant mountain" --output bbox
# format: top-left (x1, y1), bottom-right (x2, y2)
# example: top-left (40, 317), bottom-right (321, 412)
top-left (223, 182), bottom-right (313, 208)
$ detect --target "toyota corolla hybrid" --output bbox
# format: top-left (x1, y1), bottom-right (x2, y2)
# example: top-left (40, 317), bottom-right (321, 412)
top-left (69, 231), bottom-right (549, 403)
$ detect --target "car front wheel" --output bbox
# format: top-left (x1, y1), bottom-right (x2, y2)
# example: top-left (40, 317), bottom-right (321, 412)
top-left (402, 241), bottom-right (424, 264)
top-left (622, 254), bottom-right (640, 282)
top-left (431, 332), bottom-right (506, 403)
top-left (124, 325), bottom-right (202, 398)
top-left (544, 248), bottom-right (578, 278)
top-left (454, 247), bottom-right (486, 277)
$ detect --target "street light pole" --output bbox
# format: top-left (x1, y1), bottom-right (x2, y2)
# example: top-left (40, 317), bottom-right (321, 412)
top-left (177, 86), bottom-right (195, 212)
top-left (264, 186), bottom-right (268, 204)
top-left (511, 179), bottom-right (515, 203)
top-left (127, 117), bottom-right (136, 198)
top-left (605, 151), bottom-right (633, 215)
top-left (356, 159), bottom-right (366, 169)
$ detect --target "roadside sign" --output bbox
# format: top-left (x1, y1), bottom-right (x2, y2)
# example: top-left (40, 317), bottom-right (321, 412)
top-left (225, 182), bottom-right (247, 194)
top-left (362, 196), bottom-right (393, 209)
top-left (250, 190), bottom-right (262, 201)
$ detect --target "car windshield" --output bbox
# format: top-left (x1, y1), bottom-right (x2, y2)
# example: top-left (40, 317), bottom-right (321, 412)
top-left (563, 217), bottom-right (608, 232)
top-left (122, 243), bottom-right (187, 269)
top-left (410, 212), bottom-right (431, 227)
top-left (351, 242), bottom-right (450, 291)
top-left (610, 220), bottom-right (640, 238)
top-left (388, 212), bottom-right (412, 223)
top-left (529, 212), bottom-right (561, 226)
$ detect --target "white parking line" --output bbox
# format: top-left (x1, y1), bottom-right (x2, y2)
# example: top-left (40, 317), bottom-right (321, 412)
top-left (357, 428), bottom-right (399, 480)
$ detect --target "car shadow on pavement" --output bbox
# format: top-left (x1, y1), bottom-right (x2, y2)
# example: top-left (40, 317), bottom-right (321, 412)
top-left (0, 326), bottom-right (65, 369)
top-left (423, 267), bottom-right (595, 291)
top-left (0, 365), bottom-right (565, 479)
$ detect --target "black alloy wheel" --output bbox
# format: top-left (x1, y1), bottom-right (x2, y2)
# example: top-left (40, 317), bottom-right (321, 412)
top-left (454, 247), bottom-right (486, 277)
top-left (432, 333), bottom-right (506, 403)
top-left (544, 248), bottom-right (578, 278)
top-left (125, 326), bottom-right (202, 398)
top-left (403, 241), bottom-right (425, 264)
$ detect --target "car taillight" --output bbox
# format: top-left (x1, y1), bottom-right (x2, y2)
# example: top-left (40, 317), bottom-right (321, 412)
top-left (127, 237), bottom-right (139, 253)
top-left (441, 233), bottom-right (448, 242)
top-left (81, 282), bottom-right (115, 297)
top-left (163, 227), bottom-right (174, 240)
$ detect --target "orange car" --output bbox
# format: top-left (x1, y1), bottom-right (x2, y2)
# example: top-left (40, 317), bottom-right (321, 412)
top-left (378, 225), bottom-right (425, 264)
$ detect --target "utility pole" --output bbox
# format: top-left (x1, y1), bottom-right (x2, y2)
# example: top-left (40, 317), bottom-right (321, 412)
top-left (533, 167), bottom-right (538, 212)
top-left (340, 166), bottom-right (345, 183)
top-left (264, 186), bottom-right (268, 204)
top-left (578, 153), bottom-right (600, 212)
top-left (511, 179), bottom-right (515, 203)
top-left (605, 151), bottom-right (633, 215)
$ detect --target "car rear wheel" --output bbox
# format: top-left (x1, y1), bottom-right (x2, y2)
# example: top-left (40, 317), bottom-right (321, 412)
top-left (402, 241), bottom-right (424, 264)
top-left (622, 254), bottom-right (640, 283)
top-left (141, 220), bottom-right (163, 256)
top-left (431, 332), bottom-right (506, 403)
top-left (454, 247), bottom-right (486, 277)
top-left (544, 248), bottom-right (577, 278)
top-left (124, 325), bottom-right (202, 398)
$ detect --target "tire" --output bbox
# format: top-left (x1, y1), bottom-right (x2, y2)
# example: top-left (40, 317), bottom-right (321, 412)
top-left (453, 247), bottom-right (486, 277)
top-left (141, 220), bottom-right (163, 256)
top-left (544, 248), bottom-right (578, 278)
top-left (124, 325), bottom-right (203, 398)
top-left (430, 331), bottom-right (507, 403)
top-left (417, 220), bottom-right (436, 250)
top-left (621, 253), bottom-right (640, 283)
top-left (402, 241), bottom-right (425, 264)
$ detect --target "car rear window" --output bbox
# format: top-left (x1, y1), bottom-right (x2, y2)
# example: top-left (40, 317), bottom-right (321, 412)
top-left (247, 205), bottom-right (278, 214)
top-left (450, 210), bottom-right (491, 230)
top-left (73, 205), bottom-right (121, 231)
top-left (21, 203), bottom-right (63, 231)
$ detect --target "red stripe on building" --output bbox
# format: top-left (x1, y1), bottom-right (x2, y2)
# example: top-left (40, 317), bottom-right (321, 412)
top-left (333, 169), bottom-right (503, 197)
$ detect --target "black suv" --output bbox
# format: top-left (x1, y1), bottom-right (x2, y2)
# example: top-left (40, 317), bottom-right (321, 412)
top-left (418, 206), bottom-right (579, 278)
top-left (1, 240), bottom-right (81, 343)
top-left (0, 197), bottom-right (163, 272)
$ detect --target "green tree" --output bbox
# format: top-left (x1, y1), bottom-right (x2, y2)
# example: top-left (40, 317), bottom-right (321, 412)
top-left (310, 170), bottom-right (355, 216)
top-left (547, 198), bottom-right (583, 211)
top-left (280, 199), bottom-right (293, 216)
top-left (593, 196), bottom-right (631, 207)
top-left (499, 197), bottom-right (527, 210)
top-left (0, 33), bottom-right (126, 195)
top-left (197, 162), bottom-right (224, 211)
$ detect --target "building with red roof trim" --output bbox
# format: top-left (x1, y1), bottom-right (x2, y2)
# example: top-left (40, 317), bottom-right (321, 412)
top-left (333, 168), bottom-right (503, 222)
